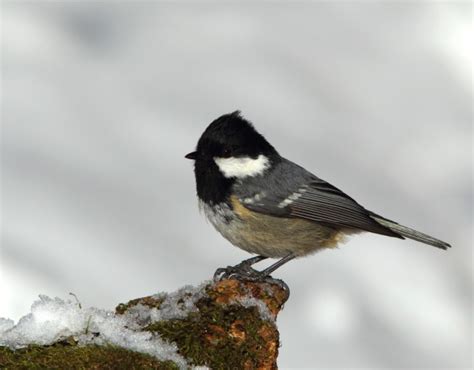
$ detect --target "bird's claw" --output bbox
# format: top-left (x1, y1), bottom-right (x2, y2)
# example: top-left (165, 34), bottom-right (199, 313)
top-left (213, 261), bottom-right (258, 281)
top-left (213, 263), bottom-right (290, 299)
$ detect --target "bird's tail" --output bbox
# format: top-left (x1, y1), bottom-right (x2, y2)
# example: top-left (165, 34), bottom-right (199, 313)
top-left (370, 214), bottom-right (451, 250)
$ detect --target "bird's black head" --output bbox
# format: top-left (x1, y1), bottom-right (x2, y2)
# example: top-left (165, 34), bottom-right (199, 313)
top-left (186, 111), bottom-right (277, 161)
top-left (186, 111), bottom-right (279, 204)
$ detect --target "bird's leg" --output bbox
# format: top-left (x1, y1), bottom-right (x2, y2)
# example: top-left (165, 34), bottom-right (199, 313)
top-left (239, 255), bottom-right (269, 267)
top-left (259, 253), bottom-right (296, 277)
top-left (213, 255), bottom-right (267, 281)
top-left (252, 253), bottom-right (295, 295)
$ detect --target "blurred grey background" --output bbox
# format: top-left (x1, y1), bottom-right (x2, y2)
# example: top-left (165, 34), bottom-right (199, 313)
top-left (1, 1), bottom-right (472, 368)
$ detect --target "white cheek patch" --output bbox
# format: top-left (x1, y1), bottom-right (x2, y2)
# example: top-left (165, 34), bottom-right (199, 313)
top-left (214, 155), bottom-right (270, 179)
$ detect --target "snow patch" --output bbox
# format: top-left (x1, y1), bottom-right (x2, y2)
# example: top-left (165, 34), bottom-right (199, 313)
top-left (123, 282), bottom-right (210, 326)
top-left (233, 295), bottom-right (275, 322)
top-left (150, 282), bottom-right (208, 322)
top-left (0, 294), bottom-right (193, 368)
top-left (0, 318), bottom-right (14, 333)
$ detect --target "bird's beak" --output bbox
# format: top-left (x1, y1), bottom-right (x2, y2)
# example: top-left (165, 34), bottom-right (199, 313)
top-left (185, 151), bottom-right (198, 160)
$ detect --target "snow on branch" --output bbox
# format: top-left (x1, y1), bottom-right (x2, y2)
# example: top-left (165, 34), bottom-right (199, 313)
top-left (0, 279), bottom-right (289, 369)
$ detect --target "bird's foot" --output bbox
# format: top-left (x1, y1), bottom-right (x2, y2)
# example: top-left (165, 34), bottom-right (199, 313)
top-left (213, 259), bottom-right (260, 281)
top-left (213, 263), bottom-right (290, 298)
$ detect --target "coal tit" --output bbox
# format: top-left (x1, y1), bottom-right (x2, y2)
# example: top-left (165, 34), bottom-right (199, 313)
top-left (186, 111), bottom-right (451, 284)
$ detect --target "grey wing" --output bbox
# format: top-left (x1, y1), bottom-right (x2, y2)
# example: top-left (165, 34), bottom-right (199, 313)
top-left (237, 158), bottom-right (403, 238)
top-left (288, 179), bottom-right (403, 237)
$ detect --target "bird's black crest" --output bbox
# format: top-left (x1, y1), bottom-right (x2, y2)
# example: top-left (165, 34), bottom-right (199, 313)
top-left (197, 111), bottom-right (278, 159)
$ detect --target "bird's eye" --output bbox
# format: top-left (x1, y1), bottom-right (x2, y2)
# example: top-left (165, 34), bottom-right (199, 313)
top-left (222, 148), bottom-right (232, 157)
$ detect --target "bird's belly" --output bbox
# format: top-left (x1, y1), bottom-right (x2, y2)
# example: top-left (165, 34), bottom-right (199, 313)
top-left (200, 200), bottom-right (345, 258)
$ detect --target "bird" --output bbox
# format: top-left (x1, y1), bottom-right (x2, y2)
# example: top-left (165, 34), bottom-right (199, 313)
top-left (185, 111), bottom-right (451, 289)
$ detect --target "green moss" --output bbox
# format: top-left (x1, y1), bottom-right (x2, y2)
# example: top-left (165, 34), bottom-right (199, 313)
top-left (146, 297), bottom-right (278, 369)
top-left (116, 296), bottom-right (165, 315)
top-left (0, 343), bottom-right (179, 370)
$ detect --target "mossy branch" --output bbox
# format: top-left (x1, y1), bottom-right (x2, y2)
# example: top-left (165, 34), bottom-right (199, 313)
top-left (0, 279), bottom-right (288, 369)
